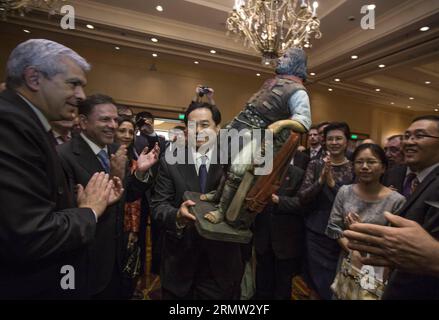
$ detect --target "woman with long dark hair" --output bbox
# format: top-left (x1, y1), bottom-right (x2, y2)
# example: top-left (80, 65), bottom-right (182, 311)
top-left (115, 115), bottom-right (159, 298)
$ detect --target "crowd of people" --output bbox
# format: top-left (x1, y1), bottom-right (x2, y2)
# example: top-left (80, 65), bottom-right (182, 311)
top-left (1, 39), bottom-right (439, 300)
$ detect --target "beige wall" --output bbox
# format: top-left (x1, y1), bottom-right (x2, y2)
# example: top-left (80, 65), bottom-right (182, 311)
top-left (0, 31), bottom-right (422, 144)
top-left (308, 88), bottom-right (417, 144)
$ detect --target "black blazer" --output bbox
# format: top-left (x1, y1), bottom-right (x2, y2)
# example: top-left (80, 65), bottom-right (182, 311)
top-left (0, 90), bottom-right (96, 299)
top-left (383, 166), bottom-right (439, 299)
top-left (254, 165), bottom-right (305, 260)
top-left (151, 149), bottom-right (244, 298)
top-left (57, 134), bottom-right (149, 295)
top-left (293, 151), bottom-right (310, 171)
top-left (382, 164), bottom-right (407, 195)
top-left (57, 135), bottom-right (122, 295)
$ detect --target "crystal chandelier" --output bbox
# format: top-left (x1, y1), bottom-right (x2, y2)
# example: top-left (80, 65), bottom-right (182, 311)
top-left (0, 0), bottom-right (66, 19)
top-left (226, 0), bottom-right (322, 65)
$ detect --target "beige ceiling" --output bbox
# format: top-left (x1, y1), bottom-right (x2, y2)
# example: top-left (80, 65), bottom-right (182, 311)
top-left (1, 0), bottom-right (438, 112)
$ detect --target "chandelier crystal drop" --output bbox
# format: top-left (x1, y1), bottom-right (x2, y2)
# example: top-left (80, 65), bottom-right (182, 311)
top-left (226, 0), bottom-right (322, 65)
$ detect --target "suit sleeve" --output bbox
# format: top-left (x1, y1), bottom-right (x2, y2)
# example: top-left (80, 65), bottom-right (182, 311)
top-left (151, 157), bottom-right (179, 233)
top-left (298, 160), bottom-right (324, 207)
top-left (124, 170), bottom-right (153, 202)
top-left (0, 119), bottom-right (96, 263)
top-left (277, 168), bottom-right (305, 215)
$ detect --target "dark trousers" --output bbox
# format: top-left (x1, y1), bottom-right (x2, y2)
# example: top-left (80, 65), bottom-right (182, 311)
top-left (162, 253), bottom-right (241, 300)
top-left (91, 266), bottom-right (125, 300)
top-left (304, 230), bottom-right (339, 300)
top-left (255, 250), bottom-right (301, 300)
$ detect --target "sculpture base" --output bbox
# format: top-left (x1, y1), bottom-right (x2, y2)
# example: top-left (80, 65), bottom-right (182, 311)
top-left (183, 191), bottom-right (253, 244)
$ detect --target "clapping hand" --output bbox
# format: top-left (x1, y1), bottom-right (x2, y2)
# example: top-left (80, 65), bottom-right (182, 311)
top-left (77, 172), bottom-right (113, 218)
top-left (345, 212), bottom-right (362, 228)
top-left (110, 144), bottom-right (128, 180)
top-left (108, 176), bottom-right (124, 205)
top-left (319, 156), bottom-right (334, 187)
top-left (136, 143), bottom-right (160, 173)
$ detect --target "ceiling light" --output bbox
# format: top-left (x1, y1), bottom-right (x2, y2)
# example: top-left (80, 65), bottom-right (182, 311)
top-left (310, 72), bottom-right (316, 76)
top-left (351, 55), bottom-right (358, 60)
top-left (151, 37), bottom-right (158, 43)
top-left (226, 0), bottom-right (322, 64)
top-left (256, 73), bottom-right (261, 77)
top-left (115, 46), bottom-right (120, 50)
top-left (435, 109), bottom-right (438, 112)
top-left (156, 5), bottom-right (163, 12)
top-left (407, 106), bottom-right (411, 109)
top-left (264, 61), bottom-right (270, 65)
top-left (378, 64), bottom-right (386, 68)
top-left (23, 29), bottom-right (30, 33)
top-left (375, 88), bottom-right (381, 92)
top-left (367, 4), bottom-right (376, 10)
top-left (86, 24), bottom-right (94, 29)
top-left (328, 88), bottom-right (333, 92)
top-left (210, 49), bottom-right (216, 54)
top-left (425, 81), bottom-right (431, 84)
top-left (390, 102), bottom-right (395, 105)
top-left (194, 61), bottom-right (199, 64)
top-left (152, 53), bottom-right (158, 57)
top-left (334, 78), bottom-right (340, 82)
top-left (409, 97), bottom-right (414, 100)
top-left (420, 26), bottom-right (430, 32)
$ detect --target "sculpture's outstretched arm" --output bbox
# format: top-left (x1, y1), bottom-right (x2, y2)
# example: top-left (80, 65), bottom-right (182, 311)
top-left (268, 119), bottom-right (307, 135)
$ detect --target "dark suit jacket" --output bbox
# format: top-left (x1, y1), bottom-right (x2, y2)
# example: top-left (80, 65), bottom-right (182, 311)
top-left (0, 90), bottom-right (96, 299)
top-left (151, 149), bottom-right (244, 298)
top-left (254, 165), bottom-right (305, 260)
top-left (293, 150), bottom-right (310, 171)
top-left (304, 146), bottom-right (322, 161)
top-left (57, 134), bottom-right (150, 295)
top-left (382, 164), bottom-right (407, 195)
top-left (383, 165), bottom-right (439, 299)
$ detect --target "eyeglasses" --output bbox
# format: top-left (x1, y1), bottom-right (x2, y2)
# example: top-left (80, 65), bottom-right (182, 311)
top-left (326, 136), bottom-right (345, 142)
top-left (354, 160), bottom-right (382, 167)
top-left (403, 132), bottom-right (439, 141)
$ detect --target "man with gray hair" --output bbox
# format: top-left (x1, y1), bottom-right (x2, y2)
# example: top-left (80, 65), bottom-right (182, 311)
top-left (384, 134), bottom-right (404, 168)
top-left (0, 39), bottom-right (123, 299)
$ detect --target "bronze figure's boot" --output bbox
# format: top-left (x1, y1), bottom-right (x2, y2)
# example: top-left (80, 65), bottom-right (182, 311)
top-left (204, 180), bottom-right (238, 224)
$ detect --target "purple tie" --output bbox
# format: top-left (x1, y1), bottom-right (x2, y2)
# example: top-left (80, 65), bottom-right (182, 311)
top-left (199, 155), bottom-right (208, 194)
top-left (402, 173), bottom-right (417, 198)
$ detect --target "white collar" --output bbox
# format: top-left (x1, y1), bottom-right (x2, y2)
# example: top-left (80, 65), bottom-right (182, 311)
top-left (80, 132), bottom-right (108, 155)
top-left (192, 147), bottom-right (214, 174)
